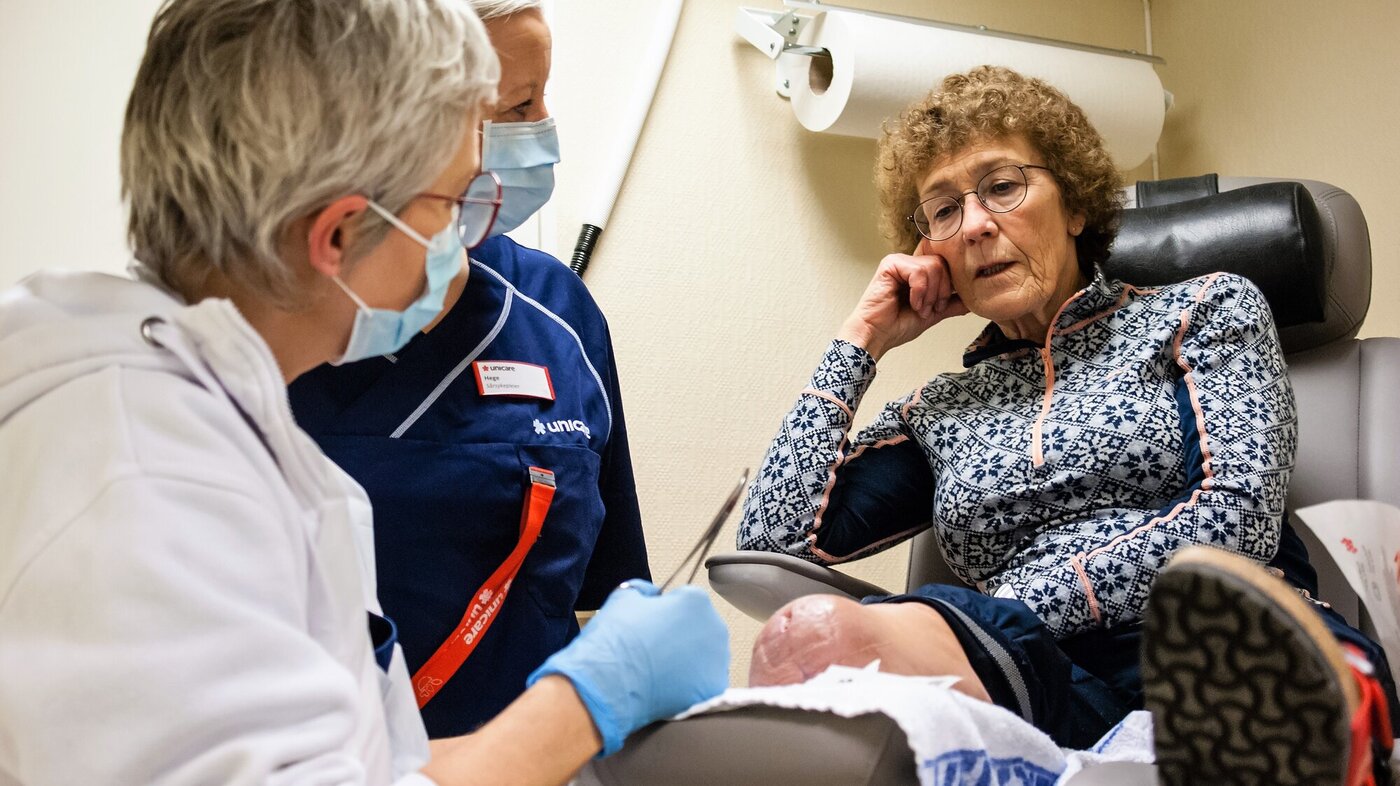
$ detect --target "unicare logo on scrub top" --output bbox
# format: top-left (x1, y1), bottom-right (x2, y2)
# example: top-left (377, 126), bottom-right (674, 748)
top-left (533, 418), bottom-right (591, 440)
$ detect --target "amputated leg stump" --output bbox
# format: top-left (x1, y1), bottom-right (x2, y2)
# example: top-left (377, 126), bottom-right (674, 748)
top-left (749, 594), bottom-right (990, 702)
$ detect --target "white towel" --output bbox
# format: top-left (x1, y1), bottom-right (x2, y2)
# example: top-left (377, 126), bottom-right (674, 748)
top-left (674, 662), bottom-right (1155, 786)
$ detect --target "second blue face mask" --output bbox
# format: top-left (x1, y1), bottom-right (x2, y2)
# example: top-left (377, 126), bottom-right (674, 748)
top-left (331, 203), bottom-right (462, 366)
top-left (481, 117), bottom-right (560, 237)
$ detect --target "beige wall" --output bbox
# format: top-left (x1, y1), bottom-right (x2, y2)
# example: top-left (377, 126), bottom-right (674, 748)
top-left (549, 0), bottom-right (1150, 684)
top-left (0, 0), bottom-right (168, 284)
top-left (1150, 0), bottom-right (1400, 339)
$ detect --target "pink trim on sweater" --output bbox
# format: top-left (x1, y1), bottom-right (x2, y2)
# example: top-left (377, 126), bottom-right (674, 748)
top-left (1172, 275), bottom-right (1219, 491)
top-left (809, 434), bottom-right (853, 538)
top-left (1070, 553), bottom-right (1103, 624)
top-left (802, 387), bottom-right (853, 418)
top-left (1087, 489), bottom-right (1205, 562)
top-left (1060, 284), bottom-right (1161, 335)
top-left (1041, 284), bottom-right (1159, 451)
top-left (1081, 274), bottom-right (1225, 563)
top-left (809, 522), bottom-right (932, 564)
top-left (803, 388), bottom-right (855, 537)
top-left (901, 386), bottom-right (925, 420)
top-left (841, 384), bottom-right (923, 463)
top-left (1029, 287), bottom-right (1091, 467)
top-left (844, 435), bottom-right (911, 463)
top-left (1031, 347), bottom-right (1056, 467)
top-left (809, 386), bottom-right (923, 544)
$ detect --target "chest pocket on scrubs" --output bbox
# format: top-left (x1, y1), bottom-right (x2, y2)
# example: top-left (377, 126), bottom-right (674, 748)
top-left (513, 444), bottom-right (605, 618)
top-left (315, 435), bottom-right (605, 664)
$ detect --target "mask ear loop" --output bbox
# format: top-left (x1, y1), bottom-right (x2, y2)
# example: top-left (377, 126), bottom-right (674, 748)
top-left (332, 199), bottom-right (445, 365)
top-left (330, 200), bottom-right (414, 365)
top-left (331, 276), bottom-right (371, 311)
top-left (366, 199), bottom-right (432, 248)
top-left (339, 200), bottom-right (453, 304)
top-left (330, 276), bottom-right (401, 363)
top-left (326, 200), bottom-right (413, 312)
top-left (480, 120), bottom-right (497, 164)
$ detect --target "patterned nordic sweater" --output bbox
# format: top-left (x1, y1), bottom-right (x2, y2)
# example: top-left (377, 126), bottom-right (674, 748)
top-left (738, 272), bottom-right (1297, 639)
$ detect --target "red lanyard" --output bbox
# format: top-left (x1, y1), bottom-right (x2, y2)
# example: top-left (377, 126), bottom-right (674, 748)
top-left (411, 466), bottom-right (556, 708)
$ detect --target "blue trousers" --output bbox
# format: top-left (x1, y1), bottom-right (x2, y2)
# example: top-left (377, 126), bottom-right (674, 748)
top-left (868, 520), bottom-right (1399, 749)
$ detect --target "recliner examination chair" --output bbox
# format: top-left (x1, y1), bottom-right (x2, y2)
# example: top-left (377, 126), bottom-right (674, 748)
top-left (577, 176), bottom-right (1399, 785)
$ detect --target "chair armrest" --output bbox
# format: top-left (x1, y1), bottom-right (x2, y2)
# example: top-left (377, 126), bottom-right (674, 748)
top-left (577, 708), bottom-right (917, 786)
top-left (704, 551), bottom-right (893, 622)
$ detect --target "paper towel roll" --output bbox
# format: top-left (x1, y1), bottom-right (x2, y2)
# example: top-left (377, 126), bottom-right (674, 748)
top-left (786, 10), bottom-right (1166, 170)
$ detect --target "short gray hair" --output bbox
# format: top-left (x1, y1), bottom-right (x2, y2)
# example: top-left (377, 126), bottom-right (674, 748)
top-left (121, 0), bottom-right (499, 305)
top-left (470, 0), bottom-right (542, 21)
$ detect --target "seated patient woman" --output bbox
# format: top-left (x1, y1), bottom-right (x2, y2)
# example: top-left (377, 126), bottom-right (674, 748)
top-left (289, 0), bottom-right (649, 736)
top-left (739, 66), bottom-right (1396, 785)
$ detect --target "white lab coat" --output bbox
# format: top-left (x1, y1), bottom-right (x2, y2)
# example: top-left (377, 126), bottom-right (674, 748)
top-left (0, 271), bottom-right (434, 785)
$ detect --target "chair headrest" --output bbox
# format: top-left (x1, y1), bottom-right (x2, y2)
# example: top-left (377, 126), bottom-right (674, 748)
top-left (1106, 175), bottom-right (1372, 353)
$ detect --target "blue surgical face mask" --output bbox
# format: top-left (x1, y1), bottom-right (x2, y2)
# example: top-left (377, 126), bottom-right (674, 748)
top-left (481, 117), bottom-right (560, 236)
top-left (331, 202), bottom-right (462, 365)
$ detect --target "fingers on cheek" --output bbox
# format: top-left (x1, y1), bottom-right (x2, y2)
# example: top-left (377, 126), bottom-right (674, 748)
top-left (916, 268), bottom-right (935, 304)
top-left (880, 264), bottom-right (906, 295)
top-left (925, 276), bottom-right (941, 314)
top-left (881, 255), bottom-right (908, 278)
top-left (885, 264), bottom-right (908, 293)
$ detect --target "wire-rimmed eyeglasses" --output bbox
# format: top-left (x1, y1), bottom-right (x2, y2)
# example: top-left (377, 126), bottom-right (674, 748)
top-left (908, 164), bottom-right (1055, 242)
top-left (416, 170), bottom-right (503, 251)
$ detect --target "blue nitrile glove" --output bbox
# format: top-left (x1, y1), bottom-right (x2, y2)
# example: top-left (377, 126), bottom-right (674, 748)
top-left (526, 579), bottom-right (729, 756)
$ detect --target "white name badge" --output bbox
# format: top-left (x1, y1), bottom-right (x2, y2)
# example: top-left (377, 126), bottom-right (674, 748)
top-left (473, 361), bottom-right (555, 401)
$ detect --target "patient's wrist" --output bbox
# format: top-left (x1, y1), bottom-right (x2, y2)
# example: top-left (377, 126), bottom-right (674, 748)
top-left (836, 320), bottom-right (886, 361)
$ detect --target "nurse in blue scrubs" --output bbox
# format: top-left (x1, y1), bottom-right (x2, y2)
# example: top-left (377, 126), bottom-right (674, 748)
top-left (289, 0), bottom-right (649, 737)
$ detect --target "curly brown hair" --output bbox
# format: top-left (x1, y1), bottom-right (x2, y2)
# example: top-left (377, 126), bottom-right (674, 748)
top-left (875, 66), bottom-right (1123, 276)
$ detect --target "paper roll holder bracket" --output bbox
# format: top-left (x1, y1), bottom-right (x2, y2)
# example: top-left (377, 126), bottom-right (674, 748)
top-left (735, 1), bottom-right (1167, 102)
top-left (733, 3), bottom-right (825, 97)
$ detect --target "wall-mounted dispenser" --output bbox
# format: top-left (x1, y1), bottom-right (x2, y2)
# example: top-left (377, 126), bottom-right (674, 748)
top-left (735, 1), bottom-right (1170, 169)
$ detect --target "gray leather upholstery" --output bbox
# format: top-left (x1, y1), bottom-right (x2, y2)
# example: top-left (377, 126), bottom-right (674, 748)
top-left (611, 176), bottom-right (1387, 784)
top-left (1220, 177), bottom-right (1372, 353)
top-left (1128, 176), bottom-right (1373, 353)
top-left (578, 708), bottom-right (916, 785)
top-left (1110, 181), bottom-right (1328, 327)
top-left (706, 551), bottom-right (891, 620)
top-left (1282, 337), bottom-right (1400, 630)
top-left (905, 528), bottom-right (972, 592)
top-left (1288, 339), bottom-right (1400, 510)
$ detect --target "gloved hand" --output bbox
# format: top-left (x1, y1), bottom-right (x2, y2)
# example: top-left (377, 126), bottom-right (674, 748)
top-left (526, 579), bottom-right (729, 755)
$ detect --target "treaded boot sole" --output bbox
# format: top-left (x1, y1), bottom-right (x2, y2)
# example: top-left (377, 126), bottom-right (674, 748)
top-left (1143, 550), bottom-right (1354, 785)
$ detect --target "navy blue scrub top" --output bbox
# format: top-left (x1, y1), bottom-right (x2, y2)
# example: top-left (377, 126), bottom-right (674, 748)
top-left (289, 235), bottom-right (650, 737)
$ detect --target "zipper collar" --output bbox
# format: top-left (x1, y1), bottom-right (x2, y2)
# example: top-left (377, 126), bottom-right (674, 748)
top-left (960, 269), bottom-right (1122, 367)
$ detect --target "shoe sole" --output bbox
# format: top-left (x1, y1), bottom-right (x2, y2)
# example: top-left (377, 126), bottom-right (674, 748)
top-left (1142, 547), bottom-right (1355, 785)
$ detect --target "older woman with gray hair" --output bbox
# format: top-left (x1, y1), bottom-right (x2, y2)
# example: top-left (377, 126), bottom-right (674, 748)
top-left (0, 1), bottom-right (725, 783)
top-left (288, 0), bottom-right (652, 739)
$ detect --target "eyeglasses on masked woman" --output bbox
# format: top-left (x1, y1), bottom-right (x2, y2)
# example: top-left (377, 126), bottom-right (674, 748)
top-left (909, 164), bottom-right (1055, 242)
top-left (414, 170), bottom-right (503, 250)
